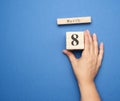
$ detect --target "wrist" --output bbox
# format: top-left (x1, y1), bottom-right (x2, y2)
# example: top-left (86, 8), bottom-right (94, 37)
top-left (78, 80), bottom-right (101, 101)
top-left (78, 80), bottom-right (95, 89)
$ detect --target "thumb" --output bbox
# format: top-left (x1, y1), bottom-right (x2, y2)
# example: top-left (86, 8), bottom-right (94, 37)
top-left (63, 50), bottom-right (76, 63)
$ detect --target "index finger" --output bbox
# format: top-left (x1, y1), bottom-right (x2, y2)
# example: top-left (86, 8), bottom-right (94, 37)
top-left (84, 30), bottom-right (90, 51)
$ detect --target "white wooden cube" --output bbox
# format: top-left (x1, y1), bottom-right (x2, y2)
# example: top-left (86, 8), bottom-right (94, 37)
top-left (66, 32), bottom-right (84, 50)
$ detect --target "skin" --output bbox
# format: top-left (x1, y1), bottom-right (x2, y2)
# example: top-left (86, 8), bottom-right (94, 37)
top-left (63, 30), bottom-right (104, 101)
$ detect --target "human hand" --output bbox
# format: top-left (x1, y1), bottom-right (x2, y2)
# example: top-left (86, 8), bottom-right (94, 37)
top-left (63, 30), bottom-right (104, 85)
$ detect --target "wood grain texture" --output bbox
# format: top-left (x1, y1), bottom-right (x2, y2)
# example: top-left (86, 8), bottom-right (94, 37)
top-left (57, 16), bottom-right (91, 25)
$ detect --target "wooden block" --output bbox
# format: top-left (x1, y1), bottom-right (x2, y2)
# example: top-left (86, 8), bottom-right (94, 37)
top-left (66, 32), bottom-right (84, 50)
top-left (57, 16), bottom-right (91, 25)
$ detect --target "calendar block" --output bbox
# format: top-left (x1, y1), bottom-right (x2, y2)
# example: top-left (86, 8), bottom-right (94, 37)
top-left (57, 16), bottom-right (91, 25)
top-left (66, 32), bottom-right (84, 50)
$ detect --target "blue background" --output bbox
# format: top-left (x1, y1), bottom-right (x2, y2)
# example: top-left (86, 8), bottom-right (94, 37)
top-left (0, 0), bottom-right (120, 101)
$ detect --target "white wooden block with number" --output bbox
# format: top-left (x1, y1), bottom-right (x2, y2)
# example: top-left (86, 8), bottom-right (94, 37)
top-left (66, 32), bottom-right (84, 50)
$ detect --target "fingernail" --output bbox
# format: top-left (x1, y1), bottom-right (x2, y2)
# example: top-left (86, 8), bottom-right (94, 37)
top-left (101, 42), bottom-right (104, 46)
top-left (62, 50), bottom-right (65, 53)
top-left (86, 29), bottom-right (89, 33)
top-left (93, 33), bottom-right (96, 37)
top-left (100, 42), bottom-right (104, 48)
top-left (63, 50), bottom-right (67, 53)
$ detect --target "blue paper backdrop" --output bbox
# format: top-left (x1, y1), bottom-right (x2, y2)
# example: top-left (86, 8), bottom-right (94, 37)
top-left (0, 0), bottom-right (120, 101)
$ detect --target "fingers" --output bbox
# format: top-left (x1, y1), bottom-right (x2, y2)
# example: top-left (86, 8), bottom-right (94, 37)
top-left (84, 30), bottom-right (93, 53)
top-left (84, 30), bottom-right (104, 70)
top-left (63, 50), bottom-right (76, 63)
top-left (87, 30), bottom-right (93, 52)
top-left (92, 33), bottom-right (98, 55)
top-left (84, 30), bottom-right (90, 51)
top-left (97, 42), bottom-right (104, 69)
